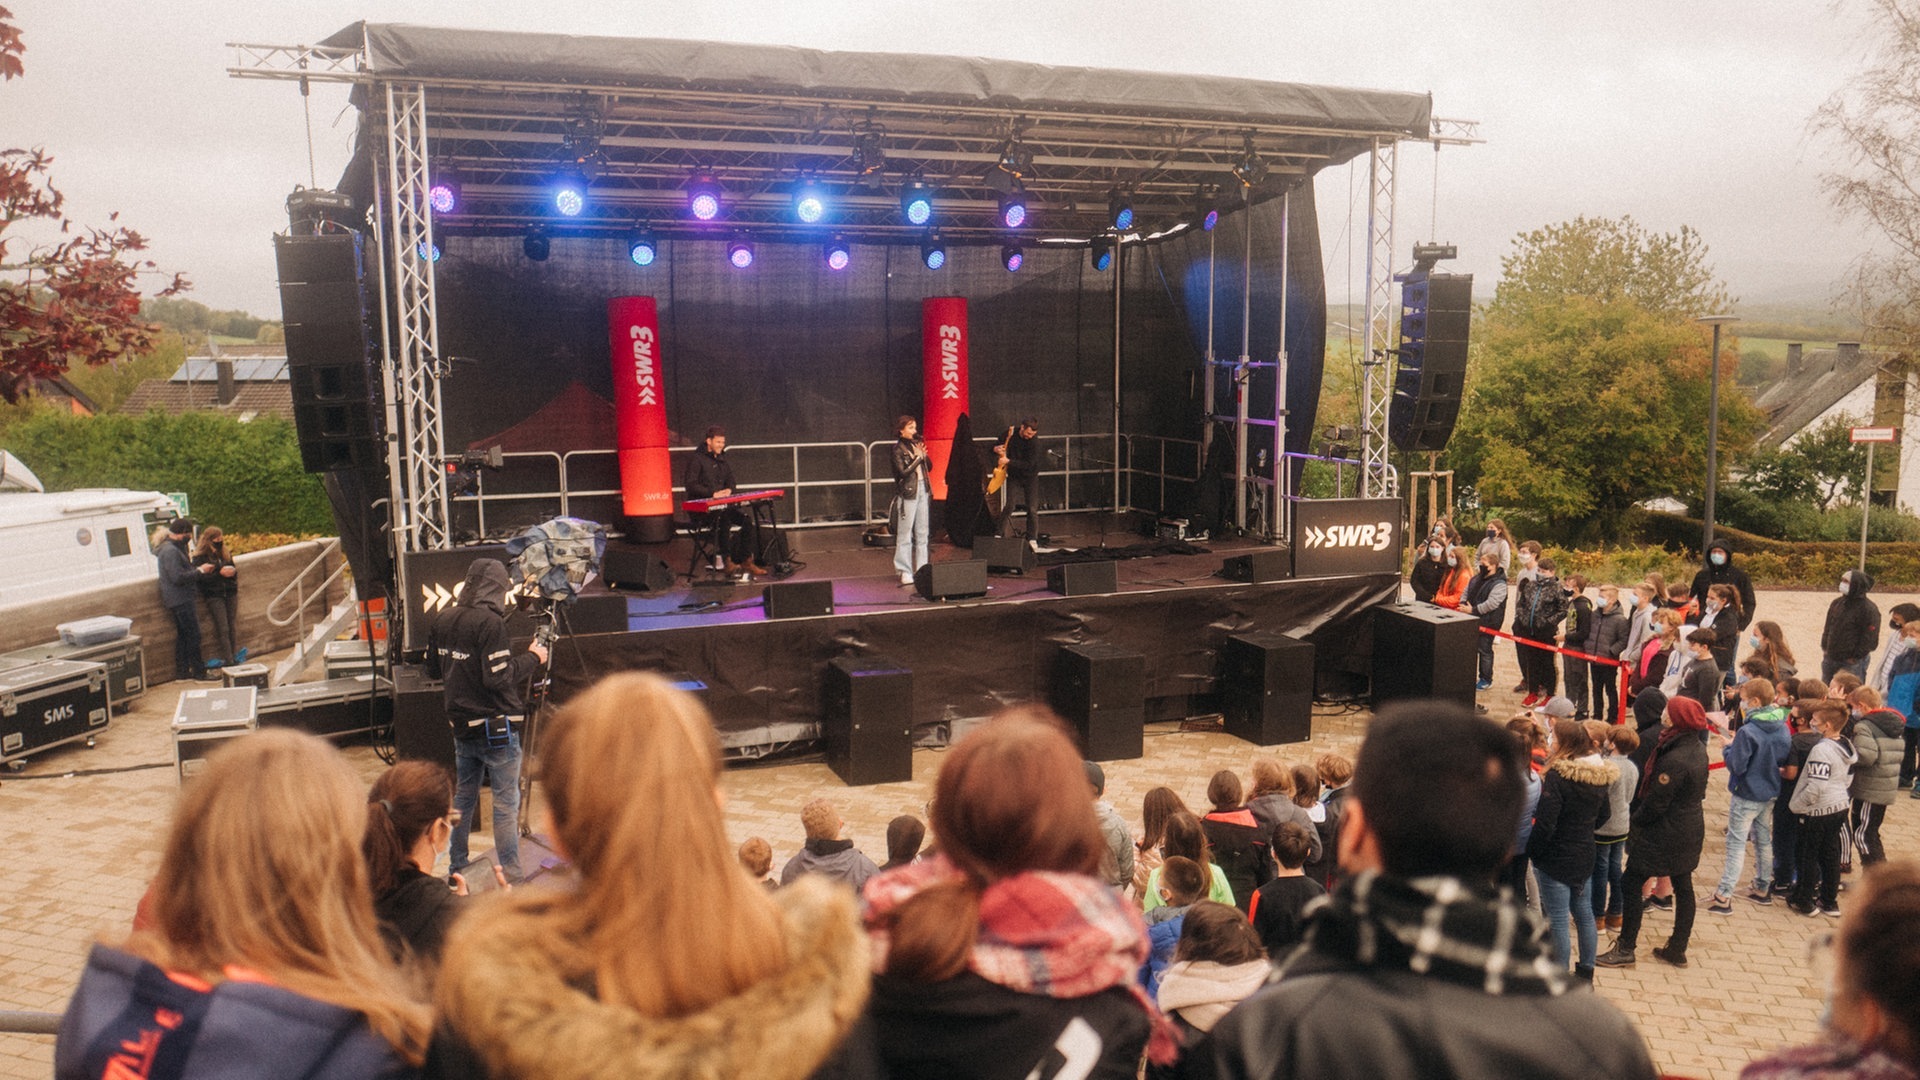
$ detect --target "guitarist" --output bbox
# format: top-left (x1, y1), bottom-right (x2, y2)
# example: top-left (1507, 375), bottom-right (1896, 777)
top-left (993, 417), bottom-right (1042, 543)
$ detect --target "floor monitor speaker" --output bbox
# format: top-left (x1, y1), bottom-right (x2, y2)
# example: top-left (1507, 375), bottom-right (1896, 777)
top-left (602, 542), bottom-right (675, 593)
top-left (1220, 548), bottom-right (1292, 583)
top-left (824, 655), bottom-right (913, 786)
top-left (1046, 560), bottom-right (1118, 596)
top-left (1051, 643), bottom-right (1146, 760)
top-left (915, 560), bottom-right (989, 601)
top-left (1220, 632), bottom-right (1315, 745)
top-left (763, 579), bottom-right (834, 619)
top-left (972, 536), bottom-right (1036, 574)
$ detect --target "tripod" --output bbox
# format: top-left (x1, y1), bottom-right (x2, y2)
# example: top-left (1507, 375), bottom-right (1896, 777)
top-left (513, 601), bottom-right (569, 837)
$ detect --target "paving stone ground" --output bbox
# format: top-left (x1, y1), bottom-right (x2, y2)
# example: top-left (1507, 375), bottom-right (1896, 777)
top-left (2, 584), bottom-right (1912, 1078)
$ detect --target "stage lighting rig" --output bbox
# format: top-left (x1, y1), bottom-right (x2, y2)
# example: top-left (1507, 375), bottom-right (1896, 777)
top-left (1231, 134), bottom-right (1268, 188)
top-left (851, 121), bottom-right (888, 190)
top-left (1089, 235), bottom-right (1113, 272)
top-left (901, 179), bottom-right (934, 226)
top-left (728, 237), bottom-right (755, 268)
top-left (984, 136), bottom-right (1034, 194)
top-left (523, 228), bottom-right (550, 261)
top-left (1108, 187), bottom-right (1134, 231)
top-left (1001, 243), bottom-right (1024, 272)
top-left (552, 170), bottom-right (588, 217)
top-left (1194, 186), bottom-right (1220, 232)
top-left (921, 232), bottom-right (946, 270)
top-left (416, 241), bottom-right (442, 262)
top-left (688, 171), bottom-right (724, 222)
top-left (628, 227), bottom-right (658, 267)
top-left (824, 237), bottom-right (851, 271)
top-left (793, 178), bottom-right (828, 224)
top-left (999, 189), bottom-right (1029, 229)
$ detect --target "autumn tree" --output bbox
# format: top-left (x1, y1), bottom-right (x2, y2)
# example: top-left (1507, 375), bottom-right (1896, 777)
top-left (1447, 216), bottom-right (1763, 533)
top-left (0, 6), bottom-right (187, 402)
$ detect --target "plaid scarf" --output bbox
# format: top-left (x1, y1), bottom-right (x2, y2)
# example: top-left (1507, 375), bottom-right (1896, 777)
top-left (863, 855), bottom-right (1181, 1064)
top-left (1286, 870), bottom-right (1566, 996)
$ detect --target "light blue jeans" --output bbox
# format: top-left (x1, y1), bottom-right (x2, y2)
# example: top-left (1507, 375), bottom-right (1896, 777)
top-left (453, 729), bottom-right (523, 881)
top-left (1537, 874), bottom-right (1596, 971)
top-left (895, 487), bottom-right (929, 577)
top-left (1715, 794), bottom-right (1774, 898)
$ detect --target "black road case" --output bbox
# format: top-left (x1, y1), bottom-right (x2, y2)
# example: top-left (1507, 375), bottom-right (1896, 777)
top-left (0, 635), bottom-right (145, 711)
top-left (0, 660), bottom-right (111, 767)
top-left (257, 674), bottom-right (392, 740)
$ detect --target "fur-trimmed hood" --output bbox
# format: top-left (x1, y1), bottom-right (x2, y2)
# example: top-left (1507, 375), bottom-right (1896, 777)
top-left (1548, 755), bottom-right (1618, 787)
top-left (434, 875), bottom-right (869, 1080)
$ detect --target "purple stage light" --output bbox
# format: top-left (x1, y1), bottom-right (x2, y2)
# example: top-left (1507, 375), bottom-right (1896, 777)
top-left (1202, 208), bottom-right (1219, 232)
top-left (428, 183), bottom-right (457, 214)
top-left (691, 192), bottom-right (721, 221)
top-left (1002, 244), bottom-right (1023, 272)
top-left (728, 239), bottom-right (755, 268)
top-left (824, 238), bottom-right (851, 270)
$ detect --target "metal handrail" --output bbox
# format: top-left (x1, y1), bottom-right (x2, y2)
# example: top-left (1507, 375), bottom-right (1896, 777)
top-left (265, 538), bottom-right (349, 643)
top-left (0, 1010), bottom-right (61, 1035)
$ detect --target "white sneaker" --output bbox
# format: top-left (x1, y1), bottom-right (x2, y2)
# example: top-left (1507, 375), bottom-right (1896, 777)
top-left (901, 572), bottom-right (915, 586)
top-left (710, 554), bottom-right (726, 571)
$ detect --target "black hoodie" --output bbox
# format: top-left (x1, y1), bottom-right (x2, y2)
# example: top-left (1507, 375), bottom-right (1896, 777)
top-left (1689, 540), bottom-right (1756, 629)
top-left (425, 560), bottom-right (540, 724)
top-left (1822, 569), bottom-right (1881, 668)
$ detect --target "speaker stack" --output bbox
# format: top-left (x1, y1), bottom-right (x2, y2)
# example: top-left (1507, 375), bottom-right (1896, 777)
top-left (1389, 272), bottom-right (1473, 453)
top-left (1219, 632), bottom-right (1315, 745)
top-left (1051, 643), bottom-right (1146, 760)
top-left (273, 234), bottom-right (384, 474)
top-left (1371, 603), bottom-right (1480, 709)
top-left (824, 656), bottom-right (913, 786)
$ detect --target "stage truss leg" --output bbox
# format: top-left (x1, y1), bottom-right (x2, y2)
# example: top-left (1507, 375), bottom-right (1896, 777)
top-left (1360, 138), bottom-right (1398, 499)
top-left (381, 82), bottom-right (450, 553)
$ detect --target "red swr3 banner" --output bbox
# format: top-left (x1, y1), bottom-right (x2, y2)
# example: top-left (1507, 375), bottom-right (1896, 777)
top-left (607, 296), bottom-right (673, 520)
top-left (921, 297), bottom-right (969, 500)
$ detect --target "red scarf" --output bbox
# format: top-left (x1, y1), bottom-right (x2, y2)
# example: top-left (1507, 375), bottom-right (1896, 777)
top-left (864, 854), bottom-right (1181, 1065)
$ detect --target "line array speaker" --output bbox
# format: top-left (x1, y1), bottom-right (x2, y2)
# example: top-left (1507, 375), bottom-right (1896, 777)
top-left (1389, 272), bottom-right (1473, 453)
top-left (274, 233), bottom-right (384, 474)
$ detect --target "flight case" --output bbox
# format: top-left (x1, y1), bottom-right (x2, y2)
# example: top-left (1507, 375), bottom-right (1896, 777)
top-left (0, 659), bottom-right (111, 767)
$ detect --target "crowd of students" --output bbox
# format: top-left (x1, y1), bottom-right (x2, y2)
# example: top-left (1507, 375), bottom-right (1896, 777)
top-left (46, 658), bottom-right (1920, 1080)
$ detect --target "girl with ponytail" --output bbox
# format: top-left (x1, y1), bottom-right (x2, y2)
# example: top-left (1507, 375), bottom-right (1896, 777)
top-left (861, 704), bottom-right (1180, 1077)
top-left (363, 760), bottom-right (474, 968)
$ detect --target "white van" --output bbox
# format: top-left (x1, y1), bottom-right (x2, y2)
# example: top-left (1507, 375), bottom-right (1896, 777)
top-left (0, 452), bottom-right (179, 608)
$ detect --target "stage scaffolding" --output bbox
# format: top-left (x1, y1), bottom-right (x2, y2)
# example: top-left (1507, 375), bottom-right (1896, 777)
top-left (230, 26), bottom-right (1468, 573)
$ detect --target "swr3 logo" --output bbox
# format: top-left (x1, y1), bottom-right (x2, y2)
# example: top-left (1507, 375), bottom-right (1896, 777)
top-left (1302, 521), bottom-right (1395, 552)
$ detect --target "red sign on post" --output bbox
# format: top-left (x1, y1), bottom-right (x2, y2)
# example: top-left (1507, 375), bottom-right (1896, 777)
top-left (921, 297), bottom-right (970, 500)
top-left (607, 296), bottom-right (674, 533)
top-left (1850, 426), bottom-right (1898, 443)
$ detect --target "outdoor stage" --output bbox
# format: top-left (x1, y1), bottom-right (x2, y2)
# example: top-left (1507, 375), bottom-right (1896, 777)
top-left (523, 516), bottom-right (1396, 754)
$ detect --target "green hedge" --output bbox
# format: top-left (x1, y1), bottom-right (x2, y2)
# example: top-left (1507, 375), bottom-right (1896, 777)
top-left (1636, 511), bottom-right (1920, 589)
top-left (2, 411), bottom-right (333, 535)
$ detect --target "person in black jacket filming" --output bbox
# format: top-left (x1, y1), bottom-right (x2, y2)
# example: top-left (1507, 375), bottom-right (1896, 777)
top-left (425, 558), bottom-right (547, 885)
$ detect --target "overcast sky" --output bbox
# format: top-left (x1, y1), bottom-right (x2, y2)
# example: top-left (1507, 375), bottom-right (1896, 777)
top-left (6, 0), bottom-right (1873, 320)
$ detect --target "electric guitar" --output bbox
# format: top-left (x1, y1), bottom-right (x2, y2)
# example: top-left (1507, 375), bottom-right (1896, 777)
top-left (987, 428), bottom-right (1011, 495)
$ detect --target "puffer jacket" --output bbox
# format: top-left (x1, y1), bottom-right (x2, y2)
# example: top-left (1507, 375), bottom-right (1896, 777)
top-left (1850, 708), bottom-right (1904, 806)
top-left (1525, 756), bottom-right (1619, 887)
top-left (1585, 601), bottom-right (1630, 664)
top-left (1513, 576), bottom-right (1568, 636)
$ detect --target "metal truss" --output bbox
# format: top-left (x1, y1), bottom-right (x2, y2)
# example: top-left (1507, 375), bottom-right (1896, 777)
top-left (382, 83), bottom-right (450, 552)
top-left (1360, 138), bottom-right (1398, 499)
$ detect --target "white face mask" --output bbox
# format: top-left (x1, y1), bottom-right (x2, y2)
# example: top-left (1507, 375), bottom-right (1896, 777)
top-left (1429, 545), bottom-right (1443, 558)
top-left (1446, 555), bottom-right (1457, 567)
top-left (1839, 579), bottom-right (1851, 596)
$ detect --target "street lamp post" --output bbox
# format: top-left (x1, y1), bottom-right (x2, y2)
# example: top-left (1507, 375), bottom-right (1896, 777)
top-left (1697, 314), bottom-right (1737, 553)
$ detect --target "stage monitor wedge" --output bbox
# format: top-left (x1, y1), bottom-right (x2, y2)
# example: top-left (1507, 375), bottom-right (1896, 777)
top-left (1046, 561), bottom-right (1118, 597)
top-left (915, 561), bottom-right (989, 601)
top-left (764, 579), bottom-right (835, 620)
top-left (973, 536), bottom-right (1036, 575)
top-left (1220, 548), bottom-right (1292, 583)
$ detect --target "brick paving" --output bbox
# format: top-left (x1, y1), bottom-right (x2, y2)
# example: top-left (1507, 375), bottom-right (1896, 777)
top-left (2, 584), bottom-right (1911, 1078)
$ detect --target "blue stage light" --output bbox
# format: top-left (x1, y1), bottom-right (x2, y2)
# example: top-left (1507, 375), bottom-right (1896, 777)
top-left (553, 173), bottom-right (587, 217)
top-left (1108, 188), bottom-right (1133, 231)
top-left (728, 238), bottom-right (755, 268)
top-left (1002, 244), bottom-right (1023, 272)
top-left (901, 180), bottom-right (933, 226)
top-left (1090, 236), bottom-right (1113, 272)
top-left (416, 241), bottom-right (441, 262)
top-left (688, 172), bottom-right (723, 221)
top-left (628, 230), bottom-right (657, 267)
top-left (921, 232), bottom-right (946, 270)
top-left (1202, 207), bottom-right (1219, 232)
top-left (794, 180), bottom-right (827, 224)
top-left (824, 237), bottom-right (851, 271)
top-left (1000, 192), bottom-right (1028, 229)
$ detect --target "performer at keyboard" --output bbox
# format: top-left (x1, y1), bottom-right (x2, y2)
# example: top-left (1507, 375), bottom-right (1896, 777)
top-left (682, 425), bottom-right (767, 578)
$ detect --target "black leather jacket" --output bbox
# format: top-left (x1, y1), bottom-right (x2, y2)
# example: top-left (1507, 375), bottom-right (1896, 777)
top-left (892, 438), bottom-right (929, 499)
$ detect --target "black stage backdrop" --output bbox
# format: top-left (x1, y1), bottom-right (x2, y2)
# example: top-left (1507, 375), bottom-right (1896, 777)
top-left (428, 189), bottom-right (1324, 470)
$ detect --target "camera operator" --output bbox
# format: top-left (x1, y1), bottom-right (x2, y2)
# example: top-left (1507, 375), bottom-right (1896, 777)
top-left (426, 558), bottom-right (548, 885)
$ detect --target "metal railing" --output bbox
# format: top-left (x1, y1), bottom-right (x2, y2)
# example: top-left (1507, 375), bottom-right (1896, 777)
top-left (265, 538), bottom-right (350, 640)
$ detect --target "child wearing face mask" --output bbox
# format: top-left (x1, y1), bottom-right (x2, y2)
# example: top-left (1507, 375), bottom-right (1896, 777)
top-left (1433, 545), bottom-right (1473, 609)
top-left (1514, 554), bottom-right (1568, 707)
top-left (1561, 575), bottom-right (1595, 719)
top-left (1662, 629), bottom-right (1724, 706)
top-left (1620, 582), bottom-right (1660, 665)
top-left (1409, 538), bottom-right (1451, 604)
top-left (1585, 585), bottom-right (1631, 723)
top-left (1699, 583), bottom-right (1744, 677)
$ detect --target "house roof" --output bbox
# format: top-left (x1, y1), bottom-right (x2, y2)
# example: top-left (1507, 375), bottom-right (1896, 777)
top-left (1754, 345), bottom-right (1884, 448)
top-left (172, 357), bottom-right (289, 382)
top-left (121, 380), bottom-right (294, 420)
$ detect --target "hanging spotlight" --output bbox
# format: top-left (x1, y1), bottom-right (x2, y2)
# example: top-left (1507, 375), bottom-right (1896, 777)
top-left (687, 172), bottom-right (723, 222)
top-left (552, 170), bottom-right (588, 217)
top-left (823, 236), bottom-right (851, 271)
top-left (852, 122), bottom-right (888, 190)
top-left (628, 228), bottom-right (658, 267)
top-left (426, 168), bottom-right (460, 214)
top-left (416, 240), bottom-right (441, 262)
top-left (727, 237), bottom-right (755, 269)
top-left (999, 189), bottom-right (1029, 229)
top-left (793, 179), bottom-right (828, 224)
top-left (1001, 243), bottom-right (1024, 273)
top-left (1089, 236), bottom-right (1113, 272)
top-left (1231, 134), bottom-right (1268, 188)
top-left (1194, 186), bottom-right (1220, 232)
top-left (901, 179), bottom-right (934, 227)
top-left (523, 229), bottom-right (550, 262)
top-left (921, 231), bottom-right (946, 270)
top-left (1107, 187), bottom-right (1134, 231)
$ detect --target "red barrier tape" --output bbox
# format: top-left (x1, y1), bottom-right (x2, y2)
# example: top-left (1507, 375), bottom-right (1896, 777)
top-left (1472, 623), bottom-right (1632, 726)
